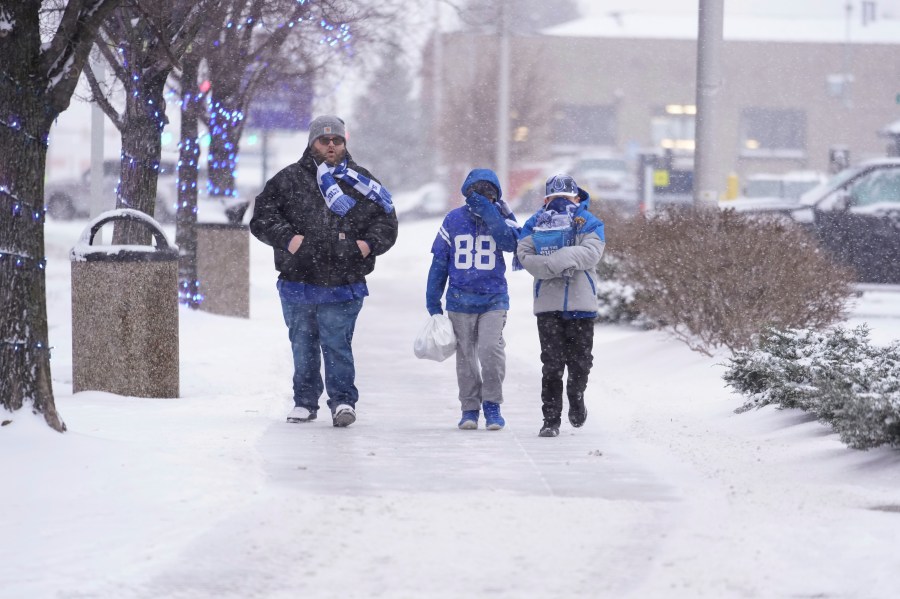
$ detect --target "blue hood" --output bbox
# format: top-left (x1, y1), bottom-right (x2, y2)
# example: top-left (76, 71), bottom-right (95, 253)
top-left (460, 169), bottom-right (502, 200)
top-left (572, 186), bottom-right (590, 209)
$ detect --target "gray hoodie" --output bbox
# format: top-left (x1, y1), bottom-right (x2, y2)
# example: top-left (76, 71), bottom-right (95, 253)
top-left (516, 193), bottom-right (606, 315)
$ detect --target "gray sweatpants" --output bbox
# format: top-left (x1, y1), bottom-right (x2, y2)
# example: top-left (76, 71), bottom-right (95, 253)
top-left (447, 310), bottom-right (507, 412)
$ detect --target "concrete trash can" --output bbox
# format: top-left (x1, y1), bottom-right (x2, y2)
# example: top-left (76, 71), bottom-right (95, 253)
top-left (195, 223), bottom-right (249, 318)
top-left (70, 209), bottom-right (179, 398)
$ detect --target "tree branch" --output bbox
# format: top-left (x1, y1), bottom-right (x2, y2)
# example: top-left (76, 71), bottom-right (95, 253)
top-left (82, 61), bottom-right (125, 131)
top-left (41, 0), bottom-right (123, 112)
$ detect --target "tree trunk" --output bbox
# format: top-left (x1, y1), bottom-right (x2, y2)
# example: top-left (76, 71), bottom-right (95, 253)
top-left (206, 81), bottom-right (248, 224)
top-left (0, 0), bottom-right (122, 431)
top-left (111, 70), bottom-right (171, 246)
top-left (176, 54), bottom-right (202, 308)
top-left (0, 72), bottom-right (65, 432)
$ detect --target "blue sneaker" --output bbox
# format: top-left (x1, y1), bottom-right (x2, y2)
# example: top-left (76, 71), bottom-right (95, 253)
top-left (458, 410), bottom-right (479, 430)
top-left (483, 401), bottom-right (505, 430)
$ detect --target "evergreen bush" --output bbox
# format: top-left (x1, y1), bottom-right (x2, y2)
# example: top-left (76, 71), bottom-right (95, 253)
top-left (725, 325), bottom-right (900, 450)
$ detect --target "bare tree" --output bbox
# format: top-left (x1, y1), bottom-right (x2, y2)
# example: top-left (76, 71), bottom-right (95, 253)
top-left (352, 52), bottom-right (430, 191)
top-left (196, 0), bottom-right (402, 223)
top-left (420, 0), bottom-right (579, 184)
top-left (164, 0), bottom-right (401, 305)
top-left (174, 47), bottom-right (205, 308)
top-left (436, 43), bottom-right (552, 170)
top-left (84, 0), bottom-right (211, 245)
top-left (0, 0), bottom-right (122, 432)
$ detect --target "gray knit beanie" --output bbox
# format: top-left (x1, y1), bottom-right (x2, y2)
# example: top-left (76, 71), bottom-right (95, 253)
top-left (307, 115), bottom-right (346, 147)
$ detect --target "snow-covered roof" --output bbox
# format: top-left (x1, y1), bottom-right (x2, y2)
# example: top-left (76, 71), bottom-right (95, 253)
top-left (543, 13), bottom-right (900, 44)
top-left (880, 119), bottom-right (900, 136)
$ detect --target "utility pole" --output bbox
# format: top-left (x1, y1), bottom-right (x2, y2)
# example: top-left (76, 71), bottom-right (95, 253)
top-left (90, 53), bottom-right (106, 243)
top-left (432, 0), bottom-right (444, 186)
top-left (842, 1), bottom-right (854, 109)
top-left (693, 0), bottom-right (724, 206)
top-left (496, 0), bottom-right (511, 194)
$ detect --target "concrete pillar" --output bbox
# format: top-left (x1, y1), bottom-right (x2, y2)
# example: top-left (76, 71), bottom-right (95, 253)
top-left (195, 223), bottom-right (250, 318)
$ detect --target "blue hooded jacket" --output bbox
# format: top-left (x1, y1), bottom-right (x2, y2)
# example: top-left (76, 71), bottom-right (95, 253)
top-left (426, 169), bottom-right (521, 315)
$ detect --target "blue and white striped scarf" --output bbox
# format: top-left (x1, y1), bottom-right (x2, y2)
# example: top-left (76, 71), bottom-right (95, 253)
top-left (316, 158), bottom-right (394, 217)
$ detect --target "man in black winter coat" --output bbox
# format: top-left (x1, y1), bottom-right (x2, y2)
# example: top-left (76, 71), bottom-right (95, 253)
top-left (249, 115), bottom-right (399, 427)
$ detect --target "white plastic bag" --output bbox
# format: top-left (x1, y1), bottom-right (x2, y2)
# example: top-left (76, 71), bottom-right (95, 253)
top-left (413, 314), bottom-right (457, 362)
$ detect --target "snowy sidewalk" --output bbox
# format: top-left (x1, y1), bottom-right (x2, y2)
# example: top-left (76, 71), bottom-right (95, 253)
top-left (257, 275), bottom-right (675, 502)
top-left (3, 217), bottom-right (900, 598)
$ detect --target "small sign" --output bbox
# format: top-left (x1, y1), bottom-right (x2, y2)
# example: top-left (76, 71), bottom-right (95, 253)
top-left (653, 169), bottom-right (670, 187)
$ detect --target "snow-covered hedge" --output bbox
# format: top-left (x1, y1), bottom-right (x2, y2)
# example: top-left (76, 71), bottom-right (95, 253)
top-left (594, 255), bottom-right (655, 327)
top-left (724, 325), bottom-right (900, 450)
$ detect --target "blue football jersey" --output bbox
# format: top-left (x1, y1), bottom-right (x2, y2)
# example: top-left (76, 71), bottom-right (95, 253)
top-left (432, 207), bottom-right (509, 295)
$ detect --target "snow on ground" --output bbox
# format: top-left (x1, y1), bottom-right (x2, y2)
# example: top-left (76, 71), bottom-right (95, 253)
top-left (3, 215), bottom-right (900, 599)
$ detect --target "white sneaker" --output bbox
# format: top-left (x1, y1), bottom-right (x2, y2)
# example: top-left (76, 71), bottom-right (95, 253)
top-left (332, 404), bottom-right (356, 428)
top-left (287, 406), bottom-right (316, 423)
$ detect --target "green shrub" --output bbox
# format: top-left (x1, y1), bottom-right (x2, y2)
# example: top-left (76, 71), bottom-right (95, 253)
top-left (725, 325), bottom-right (900, 450)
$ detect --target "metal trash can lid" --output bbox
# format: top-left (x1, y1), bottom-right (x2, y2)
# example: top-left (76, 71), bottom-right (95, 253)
top-left (70, 208), bottom-right (179, 263)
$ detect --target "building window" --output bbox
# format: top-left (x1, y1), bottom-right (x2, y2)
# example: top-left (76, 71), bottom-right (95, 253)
top-left (739, 108), bottom-right (806, 158)
top-left (552, 104), bottom-right (616, 147)
top-left (651, 104), bottom-right (696, 151)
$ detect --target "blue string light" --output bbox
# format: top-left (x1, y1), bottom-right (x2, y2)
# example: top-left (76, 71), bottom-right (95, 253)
top-left (121, 152), bottom-right (161, 171)
top-left (207, 101), bottom-right (244, 199)
top-left (0, 251), bottom-right (47, 272)
top-left (0, 186), bottom-right (45, 223)
top-left (204, 0), bottom-right (352, 203)
top-left (0, 340), bottom-right (53, 355)
top-left (0, 116), bottom-right (50, 147)
top-left (178, 280), bottom-right (205, 306)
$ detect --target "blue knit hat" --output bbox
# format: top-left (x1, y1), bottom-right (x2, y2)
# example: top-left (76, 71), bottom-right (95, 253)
top-left (544, 174), bottom-right (579, 198)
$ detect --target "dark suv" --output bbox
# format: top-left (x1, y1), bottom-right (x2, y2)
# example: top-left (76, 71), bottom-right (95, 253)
top-left (790, 158), bottom-right (900, 284)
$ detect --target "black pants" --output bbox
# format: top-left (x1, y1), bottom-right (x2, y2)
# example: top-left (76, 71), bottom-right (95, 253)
top-left (536, 313), bottom-right (595, 425)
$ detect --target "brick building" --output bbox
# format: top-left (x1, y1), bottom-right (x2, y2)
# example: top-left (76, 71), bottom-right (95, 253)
top-left (436, 12), bottom-right (900, 195)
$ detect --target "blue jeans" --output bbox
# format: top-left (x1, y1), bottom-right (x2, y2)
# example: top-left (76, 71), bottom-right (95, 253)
top-left (280, 297), bottom-right (364, 413)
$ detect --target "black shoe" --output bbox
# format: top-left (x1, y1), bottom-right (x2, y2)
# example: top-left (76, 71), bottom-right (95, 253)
top-left (539, 421), bottom-right (560, 437)
top-left (568, 403), bottom-right (587, 428)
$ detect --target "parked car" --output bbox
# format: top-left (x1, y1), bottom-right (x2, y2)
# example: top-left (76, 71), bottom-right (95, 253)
top-left (45, 159), bottom-right (178, 222)
top-left (790, 158), bottom-right (900, 284)
top-left (392, 182), bottom-right (449, 220)
top-left (719, 170), bottom-right (827, 214)
top-left (745, 170), bottom-right (827, 200)
top-left (570, 156), bottom-right (637, 203)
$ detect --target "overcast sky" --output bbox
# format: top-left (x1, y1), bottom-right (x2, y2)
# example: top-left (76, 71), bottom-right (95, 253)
top-left (577, 0), bottom-right (900, 19)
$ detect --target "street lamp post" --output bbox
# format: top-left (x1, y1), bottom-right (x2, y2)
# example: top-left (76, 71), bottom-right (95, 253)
top-left (496, 0), bottom-right (511, 194)
top-left (432, 0), bottom-right (444, 185)
top-left (90, 53), bottom-right (106, 242)
top-left (693, 0), bottom-right (724, 206)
